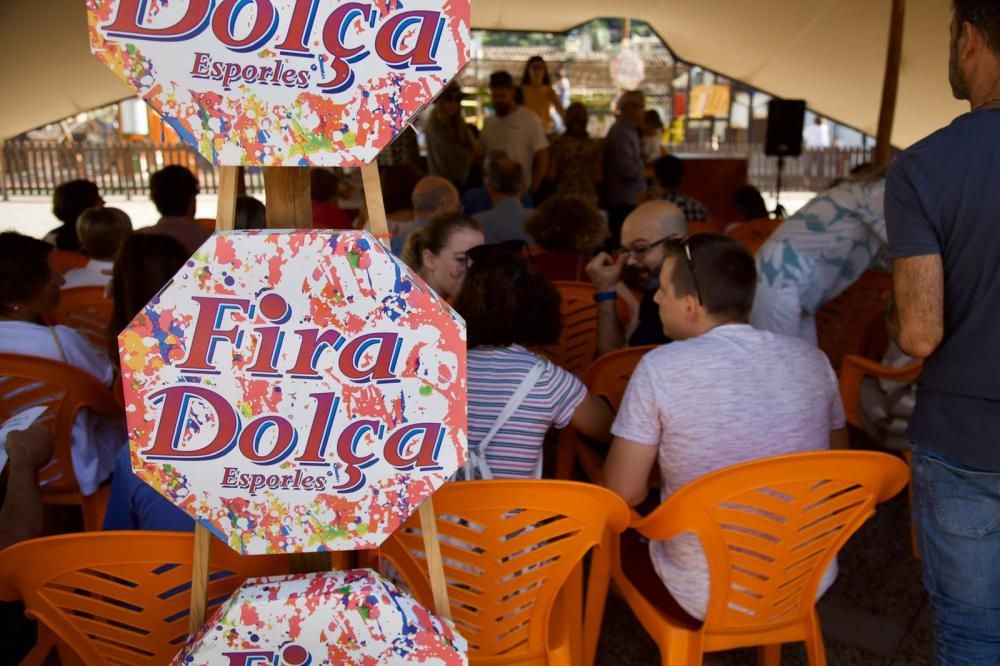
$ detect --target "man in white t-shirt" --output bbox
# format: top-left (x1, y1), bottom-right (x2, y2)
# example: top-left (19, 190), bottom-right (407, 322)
top-left (604, 233), bottom-right (847, 620)
top-left (478, 71), bottom-right (549, 197)
top-left (62, 207), bottom-right (133, 289)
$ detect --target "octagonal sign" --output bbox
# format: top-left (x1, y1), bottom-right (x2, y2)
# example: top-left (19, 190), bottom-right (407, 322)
top-left (86, 0), bottom-right (470, 166)
top-left (174, 569), bottom-right (467, 665)
top-left (118, 230), bottom-right (467, 554)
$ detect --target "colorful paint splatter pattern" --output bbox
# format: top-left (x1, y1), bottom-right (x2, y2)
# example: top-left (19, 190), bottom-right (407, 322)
top-left (119, 230), bottom-right (467, 555)
top-left (86, 0), bottom-right (471, 166)
top-left (173, 569), bottom-right (467, 665)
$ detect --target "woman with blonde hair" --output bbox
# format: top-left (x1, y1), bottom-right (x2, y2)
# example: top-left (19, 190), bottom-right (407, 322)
top-left (402, 212), bottom-right (484, 300)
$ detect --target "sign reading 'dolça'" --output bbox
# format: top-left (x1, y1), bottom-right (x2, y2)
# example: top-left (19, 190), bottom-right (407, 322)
top-left (86, 0), bottom-right (471, 165)
top-left (118, 230), bottom-right (467, 555)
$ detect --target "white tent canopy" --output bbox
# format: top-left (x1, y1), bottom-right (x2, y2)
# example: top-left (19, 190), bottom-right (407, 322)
top-left (0, 0), bottom-right (966, 146)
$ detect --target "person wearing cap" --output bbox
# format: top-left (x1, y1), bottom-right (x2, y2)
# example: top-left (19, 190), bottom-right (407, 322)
top-left (424, 82), bottom-right (478, 189)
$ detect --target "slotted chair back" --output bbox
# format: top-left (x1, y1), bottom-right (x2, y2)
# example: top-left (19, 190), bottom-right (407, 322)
top-left (0, 353), bottom-right (121, 528)
top-left (555, 346), bottom-right (657, 482)
top-left (379, 480), bottom-right (630, 665)
top-left (0, 532), bottom-right (290, 666)
top-left (540, 281), bottom-right (598, 375)
top-left (46, 287), bottom-right (113, 351)
top-left (815, 270), bottom-right (894, 372)
top-left (726, 217), bottom-right (781, 255)
top-left (619, 451), bottom-right (908, 663)
top-left (50, 250), bottom-right (88, 275)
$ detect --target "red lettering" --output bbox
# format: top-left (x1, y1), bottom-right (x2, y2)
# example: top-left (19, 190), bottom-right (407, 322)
top-left (339, 333), bottom-right (400, 383)
top-left (288, 329), bottom-right (343, 378)
top-left (143, 386), bottom-right (238, 460)
top-left (212, 0), bottom-right (278, 52)
top-left (103, 0), bottom-right (212, 40)
top-left (224, 652), bottom-right (276, 666)
top-left (319, 3), bottom-right (372, 93)
top-left (294, 392), bottom-right (340, 465)
top-left (374, 11), bottom-right (444, 70)
top-left (274, 0), bottom-right (319, 55)
top-left (332, 420), bottom-right (379, 493)
top-left (222, 467), bottom-right (239, 486)
top-left (384, 423), bottom-right (444, 470)
top-left (238, 416), bottom-right (298, 465)
top-left (191, 52), bottom-right (211, 77)
top-left (177, 296), bottom-right (251, 373)
top-left (247, 326), bottom-right (283, 375)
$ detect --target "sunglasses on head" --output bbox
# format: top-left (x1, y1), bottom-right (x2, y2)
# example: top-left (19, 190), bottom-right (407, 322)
top-left (666, 236), bottom-right (704, 305)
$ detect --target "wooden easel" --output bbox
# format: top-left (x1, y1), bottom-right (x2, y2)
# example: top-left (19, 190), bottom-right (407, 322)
top-left (187, 162), bottom-right (451, 636)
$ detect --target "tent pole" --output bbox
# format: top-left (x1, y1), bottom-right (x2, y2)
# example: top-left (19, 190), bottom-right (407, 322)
top-left (875, 0), bottom-right (906, 166)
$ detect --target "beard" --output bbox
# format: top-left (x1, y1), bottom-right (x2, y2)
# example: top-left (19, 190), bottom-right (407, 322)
top-left (949, 35), bottom-right (971, 100)
top-left (493, 101), bottom-right (512, 117)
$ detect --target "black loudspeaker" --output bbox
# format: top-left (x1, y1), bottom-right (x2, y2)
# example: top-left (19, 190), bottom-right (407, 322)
top-left (765, 99), bottom-right (806, 157)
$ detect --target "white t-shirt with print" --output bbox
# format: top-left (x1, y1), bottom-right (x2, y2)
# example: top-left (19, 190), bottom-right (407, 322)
top-left (612, 324), bottom-right (845, 620)
top-left (0, 321), bottom-right (123, 494)
top-left (62, 259), bottom-right (114, 289)
top-left (479, 106), bottom-right (549, 189)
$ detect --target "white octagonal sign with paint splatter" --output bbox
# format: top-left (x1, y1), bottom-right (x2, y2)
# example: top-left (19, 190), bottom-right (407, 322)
top-left (118, 230), bottom-right (467, 555)
top-left (86, 0), bottom-right (470, 166)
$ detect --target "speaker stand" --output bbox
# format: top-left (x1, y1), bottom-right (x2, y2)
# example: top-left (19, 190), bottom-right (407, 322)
top-left (773, 155), bottom-right (788, 219)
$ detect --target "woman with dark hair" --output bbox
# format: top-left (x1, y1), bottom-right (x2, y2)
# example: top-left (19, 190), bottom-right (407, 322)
top-left (524, 195), bottom-right (608, 281)
top-left (102, 233), bottom-right (198, 532)
top-left (453, 247), bottom-right (613, 479)
top-left (402, 212), bottom-right (484, 300)
top-left (521, 55), bottom-right (565, 134)
top-left (424, 82), bottom-right (478, 188)
top-left (0, 232), bottom-right (122, 495)
top-left (45, 179), bottom-right (103, 251)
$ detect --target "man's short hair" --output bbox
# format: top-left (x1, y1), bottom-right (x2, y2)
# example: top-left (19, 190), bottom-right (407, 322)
top-left (486, 159), bottom-right (524, 195)
top-left (412, 178), bottom-right (457, 217)
top-left (616, 90), bottom-right (645, 112)
top-left (52, 180), bottom-right (101, 226)
top-left (76, 207), bottom-right (133, 260)
top-left (150, 165), bottom-right (199, 216)
top-left (954, 0), bottom-right (1000, 56)
top-left (653, 155), bottom-right (684, 189)
top-left (489, 71), bottom-right (515, 89)
top-left (665, 234), bottom-right (757, 321)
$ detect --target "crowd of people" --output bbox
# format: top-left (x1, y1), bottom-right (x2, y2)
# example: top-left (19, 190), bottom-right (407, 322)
top-left (4, 2), bottom-right (1000, 659)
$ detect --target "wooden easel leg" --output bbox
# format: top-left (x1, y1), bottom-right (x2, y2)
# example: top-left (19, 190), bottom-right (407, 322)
top-left (418, 497), bottom-right (451, 619)
top-left (215, 166), bottom-right (239, 231)
top-left (188, 524), bottom-right (211, 635)
top-left (263, 166), bottom-right (311, 229)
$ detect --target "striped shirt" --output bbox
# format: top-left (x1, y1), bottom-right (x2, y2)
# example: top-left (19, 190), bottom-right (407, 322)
top-left (467, 345), bottom-right (586, 478)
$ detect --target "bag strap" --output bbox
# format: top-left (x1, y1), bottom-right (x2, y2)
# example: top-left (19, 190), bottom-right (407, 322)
top-left (464, 359), bottom-right (546, 481)
top-left (49, 326), bottom-right (67, 363)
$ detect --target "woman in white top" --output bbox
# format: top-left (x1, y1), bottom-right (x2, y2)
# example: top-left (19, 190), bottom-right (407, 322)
top-left (0, 232), bottom-right (123, 495)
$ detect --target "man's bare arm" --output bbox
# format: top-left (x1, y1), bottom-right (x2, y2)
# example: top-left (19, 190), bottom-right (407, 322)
top-left (889, 255), bottom-right (944, 358)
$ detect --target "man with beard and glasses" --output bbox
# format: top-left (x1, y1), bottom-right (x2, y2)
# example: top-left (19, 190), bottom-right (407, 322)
top-left (478, 71), bottom-right (550, 199)
top-left (586, 201), bottom-right (687, 356)
top-left (884, 1), bottom-right (1000, 661)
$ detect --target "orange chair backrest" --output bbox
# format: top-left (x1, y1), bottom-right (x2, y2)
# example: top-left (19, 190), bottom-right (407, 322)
top-left (633, 451), bottom-right (908, 633)
top-left (0, 353), bottom-right (120, 497)
top-left (726, 217), bottom-right (781, 255)
top-left (380, 480), bottom-right (630, 663)
top-left (582, 345), bottom-right (658, 410)
top-left (687, 220), bottom-right (722, 235)
top-left (46, 286), bottom-right (114, 352)
top-left (194, 217), bottom-right (217, 232)
top-left (815, 270), bottom-right (894, 371)
top-left (526, 249), bottom-right (589, 282)
top-left (541, 281), bottom-right (599, 375)
top-left (50, 250), bottom-right (89, 275)
top-left (0, 531), bottom-right (290, 666)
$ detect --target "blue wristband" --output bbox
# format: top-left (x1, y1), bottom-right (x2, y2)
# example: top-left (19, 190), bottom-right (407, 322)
top-left (593, 291), bottom-right (617, 303)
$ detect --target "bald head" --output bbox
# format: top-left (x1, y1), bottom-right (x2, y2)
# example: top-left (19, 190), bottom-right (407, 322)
top-left (412, 176), bottom-right (460, 219)
top-left (621, 201), bottom-right (687, 245)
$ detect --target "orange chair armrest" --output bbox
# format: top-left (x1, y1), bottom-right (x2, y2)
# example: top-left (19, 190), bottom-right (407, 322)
top-left (839, 354), bottom-right (922, 429)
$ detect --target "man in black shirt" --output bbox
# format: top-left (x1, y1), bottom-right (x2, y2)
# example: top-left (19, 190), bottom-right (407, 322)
top-left (586, 201), bottom-right (686, 356)
top-left (885, 1), bottom-right (1000, 661)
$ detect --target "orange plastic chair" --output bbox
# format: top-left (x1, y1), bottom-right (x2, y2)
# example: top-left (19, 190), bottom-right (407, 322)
top-left (815, 270), bottom-right (894, 372)
top-left (555, 345), bottom-right (657, 483)
top-left (194, 217), bottom-right (217, 232)
top-left (0, 531), bottom-right (291, 666)
top-left (526, 249), bottom-right (589, 282)
top-left (726, 217), bottom-right (781, 255)
top-left (44, 286), bottom-right (114, 352)
top-left (687, 220), bottom-right (722, 235)
top-left (49, 250), bottom-right (88, 275)
top-left (378, 480), bottom-right (630, 665)
top-left (0, 353), bottom-right (122, 531)
top-left (614, 451), bottom-right (909, 666)
top-left (540, 281), bottom-right (599, 375)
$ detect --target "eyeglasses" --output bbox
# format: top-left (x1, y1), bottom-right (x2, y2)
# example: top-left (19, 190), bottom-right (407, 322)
top-left (619, 235), bottom-right (676, 259)
top-left (669, 236), bottom-right (703, 305)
